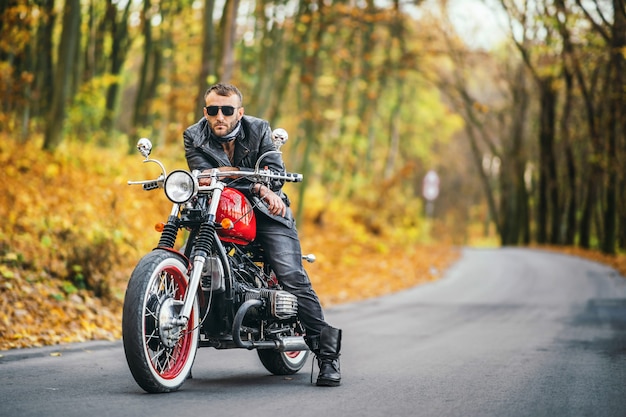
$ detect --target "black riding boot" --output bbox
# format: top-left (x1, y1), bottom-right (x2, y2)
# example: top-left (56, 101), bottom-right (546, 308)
top-left (309, 326), bottom-right (342, 387)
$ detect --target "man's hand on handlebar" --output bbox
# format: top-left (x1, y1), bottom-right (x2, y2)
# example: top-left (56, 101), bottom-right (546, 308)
top-left (199, 166), bottom-right (240, 186)
top-left (253, 183), bottom-right (286, 217)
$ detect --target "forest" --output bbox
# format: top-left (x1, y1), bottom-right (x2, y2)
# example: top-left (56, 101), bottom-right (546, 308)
top-left (0, 0), bottom-right (624, 348)
top-left (1, 0), bottom-right (624, 251)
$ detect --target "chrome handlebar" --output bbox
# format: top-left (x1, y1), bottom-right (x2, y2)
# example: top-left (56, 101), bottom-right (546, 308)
top-left (128, 131), bottom-right (302, 191)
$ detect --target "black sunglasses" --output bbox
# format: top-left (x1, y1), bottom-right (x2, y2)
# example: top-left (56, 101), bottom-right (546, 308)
top-left (205, 105), bottom-right (238, 116)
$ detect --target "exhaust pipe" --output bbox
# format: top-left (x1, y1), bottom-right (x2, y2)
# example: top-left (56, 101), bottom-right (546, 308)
top-left (232, 299), bottom-right (309, 351)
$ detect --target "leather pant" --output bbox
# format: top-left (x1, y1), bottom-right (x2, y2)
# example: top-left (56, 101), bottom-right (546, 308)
top-left (255, 214), bottom-right (328, 337)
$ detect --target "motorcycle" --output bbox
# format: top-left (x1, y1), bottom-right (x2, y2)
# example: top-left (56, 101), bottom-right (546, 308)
top-left (122, 129), bottom-right (314, 393)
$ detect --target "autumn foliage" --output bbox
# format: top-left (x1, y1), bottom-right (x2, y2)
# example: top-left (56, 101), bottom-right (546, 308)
top-left (0, 136), bottom-right (460, 350)
top-left (2, 136), bottom-right (625, 351)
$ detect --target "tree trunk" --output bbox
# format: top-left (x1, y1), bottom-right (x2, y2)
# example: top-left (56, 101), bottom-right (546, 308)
top-left (248, 0), bottom-right (291, 121)
top-left (219, 0), bottom-right (240, 83)
top-left (559, 65), bottom-right (577, 245)
top-left (359, 0), bottom-right (383, 170)
top-left (262, 0), bottom-right (303, 127)
top-left (466, 123), bottom-right (501, 237)
top-left (536, 78), bottom-right (558, 244)
top-left (295, 0), bottom-right (324, 224)
top-left (33, 0), bottom-right (55, 118)
top-left (382, 7), bottom-right (405, 180)
top-left (383, 100), bottom-right (402, 180)
top-left (101, 0), bottom-right (132, 136)
top-left (602, 0), bottom-right (625, 254)
top-left (42, 0), bottom-right (81, 151)
top-left (130, 0), bottom-right (158, 150)
top-left (501, 65), bottom-right (529, 245)
top-left (576, 84), bottom-right (603, 250)
top-left (579, 165), bottom-right (598, 249)
top-left (195, 0), bottom-right (216, 109)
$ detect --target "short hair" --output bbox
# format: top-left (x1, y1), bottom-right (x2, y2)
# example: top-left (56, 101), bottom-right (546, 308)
top-left (204, 83), bottom-right (243, 105)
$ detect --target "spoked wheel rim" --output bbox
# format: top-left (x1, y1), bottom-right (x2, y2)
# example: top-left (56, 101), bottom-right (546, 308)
top-left (142, 264), bottom-right (197, 381)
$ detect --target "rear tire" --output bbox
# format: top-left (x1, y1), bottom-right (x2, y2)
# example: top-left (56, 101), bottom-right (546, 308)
top-left (257, 349), bottom-right (310, 375)
top-left (122, 250), bottom-right (199, 393)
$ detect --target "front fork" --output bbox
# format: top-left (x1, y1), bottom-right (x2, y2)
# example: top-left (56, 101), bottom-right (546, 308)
top-left (175, 182), bottom-right (225, 328)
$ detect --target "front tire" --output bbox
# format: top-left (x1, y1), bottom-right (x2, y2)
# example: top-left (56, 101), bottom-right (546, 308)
top-left (257, 349), bottom-right (310, 375)
top-left (122, 250), bottom-right (199, 393)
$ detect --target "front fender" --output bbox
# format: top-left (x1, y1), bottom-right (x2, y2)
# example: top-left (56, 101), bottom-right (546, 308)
top-left (150, 247), bottom-right (190, 272)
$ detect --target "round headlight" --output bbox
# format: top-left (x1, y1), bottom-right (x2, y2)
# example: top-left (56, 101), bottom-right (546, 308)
top-left (164, 170), bottom-right (198, 203)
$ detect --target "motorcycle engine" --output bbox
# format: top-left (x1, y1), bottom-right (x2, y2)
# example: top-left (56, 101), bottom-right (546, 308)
top-left (222, 244), bottom-right (299, 320)
top-left (265, 289), bottom-right (298, 319)
top-left (245, 288), bottom-right (298, 320)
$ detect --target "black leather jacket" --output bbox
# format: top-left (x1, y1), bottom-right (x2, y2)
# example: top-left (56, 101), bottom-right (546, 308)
top-left (183, 115), bottom-right (294, 227)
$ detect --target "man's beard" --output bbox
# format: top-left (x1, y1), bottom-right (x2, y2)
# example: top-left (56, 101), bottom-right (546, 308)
top-left (210, 119), bottom-right (241, 143)
top-left (211, 119), bottom-right (234, 135)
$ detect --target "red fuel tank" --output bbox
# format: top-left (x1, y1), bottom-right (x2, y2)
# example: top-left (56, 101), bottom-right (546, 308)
top-left (215, 188), bottom-right (256, 245)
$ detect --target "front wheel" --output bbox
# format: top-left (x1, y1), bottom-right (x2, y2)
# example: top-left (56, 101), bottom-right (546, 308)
top-left (257, 349), bottom-right (310, 375)
top-left (122, 250), bottom-right (199, 393)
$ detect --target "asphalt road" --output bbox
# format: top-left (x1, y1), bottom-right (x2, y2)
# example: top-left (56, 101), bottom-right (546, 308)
top-left (1, 248), bottom-right (626, 417)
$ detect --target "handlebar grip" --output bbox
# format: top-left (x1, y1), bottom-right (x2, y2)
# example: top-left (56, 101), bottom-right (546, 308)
top-left (279, 172), bottom-right (302, 182)
top-left (283, 172), bottom-right (303, 182)
top-left (143, 181), bottom-right (159, 190)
